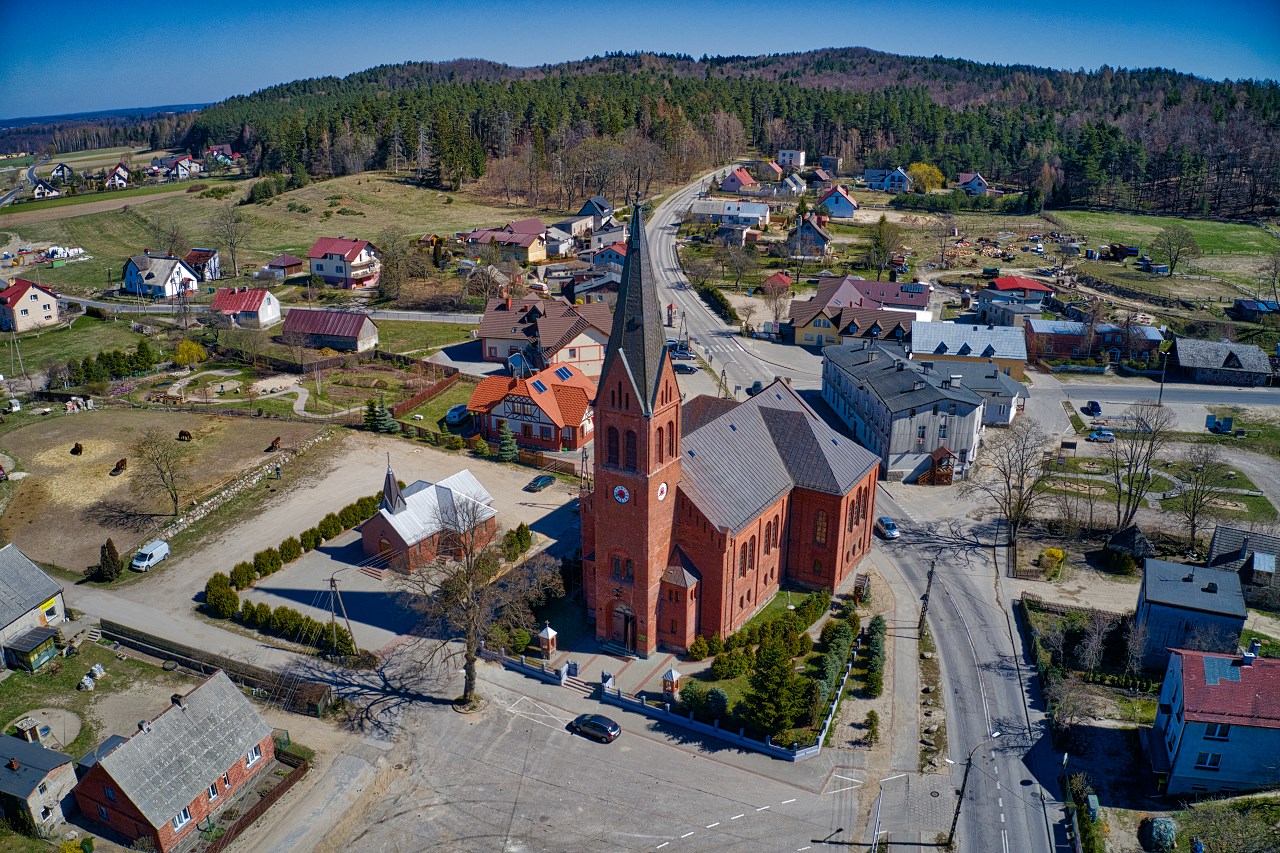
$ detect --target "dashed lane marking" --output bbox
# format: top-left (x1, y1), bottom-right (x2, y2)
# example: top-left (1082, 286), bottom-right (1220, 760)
top-left (731, 813), bottom-right (745, 820)
top-left (706, 822), bottom-right (719, 829)
top-left (681, 832), bottom-right (694, 838)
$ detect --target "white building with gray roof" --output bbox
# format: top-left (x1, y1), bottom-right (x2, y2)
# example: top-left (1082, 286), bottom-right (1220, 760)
top-left (907, 320), bottom-right (1030, 380)
top-left (0, 544), bottom-right (65, 671)
top-left (822, 342), bottom-right (987, 482)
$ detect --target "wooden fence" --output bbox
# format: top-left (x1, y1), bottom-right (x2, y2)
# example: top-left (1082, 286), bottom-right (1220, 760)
top-left (99, 620), bottom-right (332, 716)
top-left (204, 753), bottom-right (309, 853)
top-left (391, 369), bottom-right (461, 417)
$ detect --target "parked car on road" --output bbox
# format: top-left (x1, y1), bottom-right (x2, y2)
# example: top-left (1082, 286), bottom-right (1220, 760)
top-left (570, 713), bottom-right (621, 743)
top-left (669, 348), bottom-right (695, 360)
top-left (131, 540), bottom-right (170, 571)
top-left (1083, 401), bottom-right (1102, 417)
top-left (444, 404), bottom-right (471, 425)
top-left (1086, 430), bottom-right (1116, 443)
top-left (525, 474), bottom-right (556, 492)
top-left (875, 517), bottom-right (901, 539)
top-left (673, 363), bottom-right (699, 374)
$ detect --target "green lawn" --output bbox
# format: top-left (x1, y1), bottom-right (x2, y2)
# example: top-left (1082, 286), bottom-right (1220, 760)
top-left (402, 379), bottom-right (477, 430)
top-left (9, 179), bottom-right (239, 212)
top-left (0, 825), bottom-right (49, 853)
top-left (1052, 211), bottom-right (1280, 256)
top-left (1198, 406), bottom-right (1280, 461)
top-left (1241, 627), bottom-right (1280, 658)
top-left (2, 314), bottom-right (148, 369)
top-left (744, 587), bottom-right (815, 633)
top-left (1160, 493), bottom-right (1278, 523)
top-left (0, 641), bottom-right (196, 761)
top-left (375, 320), bottom-right (476, 354)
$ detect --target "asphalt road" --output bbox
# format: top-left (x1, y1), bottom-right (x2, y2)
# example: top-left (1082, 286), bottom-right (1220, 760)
top-left (1060, 379), bottom-right (1276, 408)
top-left (0, 154), bottom-right (44, 208)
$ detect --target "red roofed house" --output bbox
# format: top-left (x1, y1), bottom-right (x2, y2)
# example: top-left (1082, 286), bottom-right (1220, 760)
top-left (183, 247), bottom-right (221, 282)
top-left (0, 279), bottom-right (59, 333)
top-left (593, 242), bottom-right (627, 268)
top-left (719, 167), bottom-right (758, 194)
top-left (478, 294), bottom-right (613, 375)
top-left (266, 254), bottom-right (305, 278)
top-left (209, 287), bottom-right (281, 329)
top-left (105, 162), bottom-right (131, 189)
top-left (468, 362), bottom-right (597, 451)
top-left (955, 172), bottom-right (989, 196)
top-left (977, 276), bottom-right (1053, 323)
top-left (1147, 644), bottom-right (1280, 795)
top-left (761, 271), bottom-right (794, 290)
top-left (307, 237), bottom-right (382, 289)
top-left (280, 308), bottom-right (378, 352)
top-left (848, 278), bottom-right (932, 314)
top-left (815, 185), bottom-right (859, 218)
top-left (463, 219), bottom-right (548, 264)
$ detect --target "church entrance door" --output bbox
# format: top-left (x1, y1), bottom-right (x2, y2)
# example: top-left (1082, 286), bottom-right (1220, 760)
top-left (611, 603), bottom-right (636, 652)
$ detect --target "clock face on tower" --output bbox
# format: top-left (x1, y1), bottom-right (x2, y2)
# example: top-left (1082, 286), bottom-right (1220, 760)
top-left (613, 485), bottom-right (631, 504)
top-left (657, 482), bottom-right (668, 501)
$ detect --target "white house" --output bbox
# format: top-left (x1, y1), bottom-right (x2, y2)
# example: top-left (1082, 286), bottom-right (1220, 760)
top-left (104, 162), bottom-right (131, 189)
top-left (50, 163), bottom-right (75, 183)
top-left (544, 226), bottom-right (575, 256)
top-left (121, 253), bottom-right (199, 299)
top-left (0, 545), bottom-right (66, 673)
top-left (863, 167), bottom-right (912, 193)
top-left (209, 287), bottom-right (281, 329)
top-left (32, 179), bottom-right (60, 200)
top-left (777, 149), bottom-right (806, 169)
top-left (955, 172), bottom-right (989, 196)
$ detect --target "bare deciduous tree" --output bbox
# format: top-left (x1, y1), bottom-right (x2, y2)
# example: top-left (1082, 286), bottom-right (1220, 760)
top-left (130, 428), bottom-right (188, 515)
top-left (680, 253), bottom-right (716, 289)
top-left (1045, 676), bottom-right (1093, 737)
top-left (1174, 443), bottom-right (1231, 546)
top-left (961, 417), bottom-right (1053, 567)
top-left (150, 216), bottom-right (191, 258)
top-left (208, 204), bottom-right (251, 278)
top-left (1151, 224), bottom-right (1202, 276)
top-left (1123, 615), bottom-right (1149, 677)
top-left (1104, 401), bottom-right (1176, 531)
top-left (738, 302), bottom-right (758, 333)
top-left (1185, 622), bottom-right (1238, 655)
top-left (762, 282), bottom-right (791, 327)
top-left (724, 245), bottom-right (758, 289)
top-left (1074, 611), bottom-right (1116, 674)
top-left (395, 495), bottom-right (563, 707)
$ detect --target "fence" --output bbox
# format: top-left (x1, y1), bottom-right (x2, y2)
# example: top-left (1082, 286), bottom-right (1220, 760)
top-left (213, 345), bottom-right (440, 376)
top-left (99, 620), bottom-right (332, 716)
top-left (1019, 592), bottom-right (1116, 621)
top-left (391, 369), bottom-right (461, 417)
top-left (480, 648), bottom-right (566, 686)
top-left (203, 752), bottom-right (309, 853)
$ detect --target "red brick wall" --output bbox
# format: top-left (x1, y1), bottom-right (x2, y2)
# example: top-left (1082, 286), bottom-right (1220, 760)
top-left (360, 513), bottom-right (497, 572)
top-left (74, 732), bottom-right (276, 853)
top-left (673, 491), bottom-right (730, 640)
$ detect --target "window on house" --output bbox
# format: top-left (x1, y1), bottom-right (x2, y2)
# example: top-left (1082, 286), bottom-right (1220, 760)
top-left (815, 511), bottom-right (828, 545)
top-left (748, 536), bottom-right (756, 571)
top-left (625, 431), bottom-right (637, 470)
top-left (607, 428), bottom-right (619, 466)
top-left (40, 806), bottom-right (52, 821)
top-left (739, 595), bottom-right (745, 610)
top-left (173, 807), bottom-right (192, 830)
top-left (98, 805), bottom-right (109, 822)
top-left (208, 783), bottom-right (219, 801)
top-left (44, 602), bottom-right (56, 618)
top-left (104, 786), bottom-right (116, 802)
top-left (1193, 752), bottom-right (1221, 770)
top-left (245, 744), bottom-right (262, 767)
top-left (38, 782), bottom-right (47, 795)
top-left (488, 347), bottom-right (497, 357)
top-left (939, 416), bottom-right (948, 439)
top-left (739, 545), bottom-right (747, 577)
top-left (20, 309), bottom-right (28, 316)
top-left (764, 521), bottom-right (772, 555)
top-left (223, 772), bottom-right (230, 788)
top-left (813, 560), bottom-right (822, 575)
top-left (917, 425), bottom-right (927, 442)
top-left (1204, 723), bottom-right (1231, 741)
top-left (667, 421), bottom-right (675, 458)
top-left (540, 426), bottom-right (552, 440)
top-left (315, 263), bottom-right (324, 272)
top-left (656, 426), bottom-right (664, 463)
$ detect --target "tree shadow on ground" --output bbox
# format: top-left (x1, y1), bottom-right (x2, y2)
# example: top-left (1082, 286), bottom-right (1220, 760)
top-left (81, 498), bottom-right (169, 532)
top-left (1063, 723), bottom-right (1163, 811)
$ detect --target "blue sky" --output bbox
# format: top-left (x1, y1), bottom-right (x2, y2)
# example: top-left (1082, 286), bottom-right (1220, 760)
top-left (3, 0), bottom-right (1278, 119)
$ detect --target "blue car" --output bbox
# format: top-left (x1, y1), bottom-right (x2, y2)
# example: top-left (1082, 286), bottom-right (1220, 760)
top-left (1086, 430), bottom-right (1116, 443)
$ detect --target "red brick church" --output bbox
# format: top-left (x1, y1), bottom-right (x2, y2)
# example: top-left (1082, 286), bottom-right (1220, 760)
top-left (581, 204), bottom-right (881, 656)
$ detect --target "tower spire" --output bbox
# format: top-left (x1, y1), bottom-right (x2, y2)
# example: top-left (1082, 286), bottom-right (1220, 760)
top-left (600, 191), bottom-right (666, 415)
top-left (381, 453), bottom-right (406, 514)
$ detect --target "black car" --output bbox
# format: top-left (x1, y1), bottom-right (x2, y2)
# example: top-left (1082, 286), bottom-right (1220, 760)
top-left (570, 713), bottom-right (621, 743)
top-left (745, 380), bottom-right (764, 396)
top-left (525, 474), bottom-right (556, 492)
top-left (1083, 401), bottom-right (1102, 417)
top-left (673, 363), bottom-right (699, 374)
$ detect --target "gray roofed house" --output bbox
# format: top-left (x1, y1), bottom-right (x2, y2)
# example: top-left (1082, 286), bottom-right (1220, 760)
top-left (0, 736), bottom-right (77, 829)
top-left (908, 320), bottom-right (1029, 380)
top-left (1136, 558), bottom-right (1247, 669)
top-left (0, 544), bottom-right (62, 636)
top-left (1171, 338), bottom-right (1272, 386)
top-left (74, 670), bottom-right (275, 850)
top-left (822, 342), bottom-right (989, 482)
top-left (679, 380), bottom-right (880, 535)
top-left (599, 204), bottom-right (666, 415)
top-left (1207, 524), bottom-right (1280, 587)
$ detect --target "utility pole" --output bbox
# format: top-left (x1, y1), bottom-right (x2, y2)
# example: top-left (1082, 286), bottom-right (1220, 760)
top-left (1157, 349), bottom-right (1168, 407)
top-left (328, 569), bottom-right (360, 656)
top-left (918, 556), bottom-right (937, 635)
top-left (946, 731), bottom-right (1001, 847)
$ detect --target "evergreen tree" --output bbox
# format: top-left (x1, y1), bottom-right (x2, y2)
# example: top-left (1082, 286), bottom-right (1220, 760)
top-left (364, 398), bottom-right (380, 431)
top-left (741, 635), bottom-right (805, 737)
top-left (132, 338), bottom-right (157, 372)
top-left (373, 398), bottom-right (400, 433)
top-left (497, 421), bottom-right (519, 462)
top-left (97, 538), bottom-right (122, 582)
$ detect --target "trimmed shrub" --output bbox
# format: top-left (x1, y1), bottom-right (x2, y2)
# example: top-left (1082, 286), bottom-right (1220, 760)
top-left (687, 635), bottom-right (710, 661)
top-left (279, 536), bottom-right (302, 563)
top-left (865, 710), bottom-right (880, 744)
top-left (239, 599), bottom-right (259, 628)
top-left (253, 548), bottom-right (282, 577)
top-left (300, 528), bottom-right (322, 552)
top-left (317, 513), bottom-right (343, 540)
top-left (510, 628), bottom-right (532, 655)
top-left (338, 503), bottom-right (362, 529)
top-left (205, 581), bottom-right (239, 619)
top-left (255, 602), bottom-right (272, 628)
top-left (680, 679), bottom-right (707, 714)
top-left (205, 572), bottom-right (232, 596)
top-left (230, 561), bottom-right (256, 591)
top-left (706, 633), bottom-right (724, 656)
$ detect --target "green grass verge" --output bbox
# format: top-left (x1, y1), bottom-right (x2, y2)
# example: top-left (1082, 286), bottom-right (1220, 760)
top-left (1241, 627), bottom-right (1280, 658)
top-left (401, 379), bottom-right (477, 430)
top-left (1052, 210), bottom-right (1280, 256)
top-left (1160, 493), bottom-right (1278, 523)
top-left (2, 314), bottom-right (149, 369)
top-left (373, 320), bottom-right (476, 354)
top-left (1198, 406), bottom-right (1280, 462)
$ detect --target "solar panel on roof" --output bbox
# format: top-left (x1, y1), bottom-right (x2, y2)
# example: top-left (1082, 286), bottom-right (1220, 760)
top-left (554, 366), bottom-right (573, 381)
top-left (531, 380), bottom-right (547, 393)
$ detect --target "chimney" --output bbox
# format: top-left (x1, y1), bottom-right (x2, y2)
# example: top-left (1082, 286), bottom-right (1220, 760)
top-left (896, 362), bottom-right (905, 372)
top-left (941, 378), bottom-right (951, 388)
top-left (505, 291), bottom-right (513, 311)
top-left (1205, 582), bottom-right (1219, 594)
top-left (1243, 638), bottom-right (1262, 665)
top-left (1240, 537), bottom-right (1250, 561)
top-left (137, 720), bottom-right (151, 733)
top-left (6, 758), bottom-right (17, 771)
top-left (171, 693), bottom-right (188, 711)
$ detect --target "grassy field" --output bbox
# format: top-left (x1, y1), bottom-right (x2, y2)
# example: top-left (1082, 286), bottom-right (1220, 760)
top-left (1160, 492), bottom-right (1277, 523)
top-left (8, 178), bottom-right (238, 212)
top-left (375, 319), bottom-right (476, 354)
top-left (1052, 210), bottom-right (1280, 256)
top-left (1199, 406), bottom-right (1280, 461)
top-left (2, 314), bottom-right (149, 369)
top-left (402, 379), bottom-right (477, 429)
top-left (4, 171), bottom-right (556, 297)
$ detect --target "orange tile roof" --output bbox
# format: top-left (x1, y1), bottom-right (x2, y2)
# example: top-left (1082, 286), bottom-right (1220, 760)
top-left (466, 363), bottom-right (597, 429)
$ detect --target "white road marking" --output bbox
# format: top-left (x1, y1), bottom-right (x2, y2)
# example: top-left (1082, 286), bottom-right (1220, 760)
top-left (731, 813), bottom-right (745, 820)
top-left (706, 822), bottom-right (719, 828)
top-left (798, 847), bottom-right (812, 851)
top-left (833, 774), bottom-right (860, 782)
top-left (882, 773), bottom-right (907, 782)
top-left (1000, 813), bottom-right (1006, 823)
top-left (1002, 829), bottom-right (1010, 853)
top-left (756, 806), bottom-right (770, 811)
top-left (996, 781), bottom-right (1002, 790)
top-left (827, 784), bottom-right (861, 794)
top-left (998, 797), bottom-right (1004, 808)
top-left (656, 844), bottom-right (668, 850)
top-left (781, 799), bottom-right (797, 804)
top-left (681, 832), bottom-right (694, 838)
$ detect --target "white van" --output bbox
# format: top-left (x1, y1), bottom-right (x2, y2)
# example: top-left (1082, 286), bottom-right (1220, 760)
top-left (131, 540), bottom-right (170, 571)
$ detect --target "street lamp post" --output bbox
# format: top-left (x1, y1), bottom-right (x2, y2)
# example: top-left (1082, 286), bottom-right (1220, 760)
top-left (1157, 349), bottom-right (1169, 407)
top-left (945, 731), bottom-right (1001, 847)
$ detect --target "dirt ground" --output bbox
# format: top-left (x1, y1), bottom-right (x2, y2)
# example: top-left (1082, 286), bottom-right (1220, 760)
top-left (0, 189), bottom-right (189, 228)
top-left (0, 409), bottom-right (321, 571)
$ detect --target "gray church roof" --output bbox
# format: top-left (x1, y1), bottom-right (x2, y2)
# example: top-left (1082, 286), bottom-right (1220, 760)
top-left (0, 544), bottom-right (62, 631)
top-left (1141, 559), bottom-right (1246, 619)
top-left (679, 381), bottom-right (879, 535)
top-left (95, 670), bottom-right (272, 829)
top-left (599, 202), bottom-right (666, 415)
